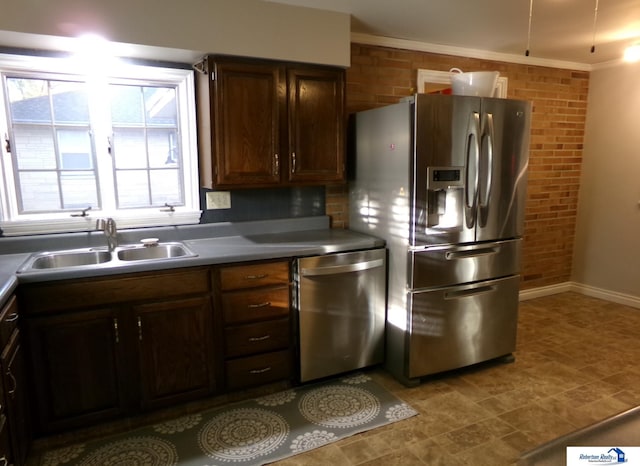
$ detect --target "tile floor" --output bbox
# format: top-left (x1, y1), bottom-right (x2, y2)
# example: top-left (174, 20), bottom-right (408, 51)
top-left (274, 292), bottom-right (640, 466)
top-left (28, 292), bottom-right (640, 465)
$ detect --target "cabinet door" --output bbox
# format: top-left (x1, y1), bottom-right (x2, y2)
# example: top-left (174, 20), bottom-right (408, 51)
top-left (0, 415), bottom-right (11, 466)
top-left (287, 67), bottom-right (345, 183)
top-left (1, 331), bottom-right (29, 466)
top-left (134, 296), bottom-right (215, 410)
top-left (25, 308), bottom-right (126, 434)
top-left (212, 60), bottom-right (283, 187)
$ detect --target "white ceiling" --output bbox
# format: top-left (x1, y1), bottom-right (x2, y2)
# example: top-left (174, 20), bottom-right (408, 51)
top-left (265, 0), bottom-right (640, 67)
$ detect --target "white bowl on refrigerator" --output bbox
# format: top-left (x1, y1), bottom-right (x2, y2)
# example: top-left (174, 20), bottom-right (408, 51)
top-left (450, 68), bottom-right (499, 97)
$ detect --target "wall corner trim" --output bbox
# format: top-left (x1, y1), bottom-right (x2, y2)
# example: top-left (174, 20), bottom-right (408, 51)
top-left (520, 281), bottom-right (640, 310)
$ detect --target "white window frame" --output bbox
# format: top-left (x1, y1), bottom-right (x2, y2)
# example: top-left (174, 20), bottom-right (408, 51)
top-left (0, 53), bottom-right (201, 236)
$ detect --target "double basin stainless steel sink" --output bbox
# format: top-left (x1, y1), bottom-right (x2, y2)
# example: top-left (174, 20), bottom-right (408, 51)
top-left (17, 242), bottom-right (197, 273)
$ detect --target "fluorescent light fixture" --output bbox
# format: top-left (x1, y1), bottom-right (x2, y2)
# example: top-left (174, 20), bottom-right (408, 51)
top-left (624, 43), bottom-right (640, 62)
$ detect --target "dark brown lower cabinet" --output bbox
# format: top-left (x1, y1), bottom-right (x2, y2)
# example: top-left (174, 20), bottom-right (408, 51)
top-left (216, 260), bottom-right (294, 390)
top-left (0, 414), bottom-right (11, 466)
top-left (25, 308), bottom-right (127, 434)
top-left (0, 295), bottom-right (29, 466)
top-left (20, 267), bottom-right (217, 436)
top-left (1, 331), bottom-right (29, 466)
top-left (19, 262), bottom-right (295, 438)
top-left (135, 297), bottom-right (215, 410)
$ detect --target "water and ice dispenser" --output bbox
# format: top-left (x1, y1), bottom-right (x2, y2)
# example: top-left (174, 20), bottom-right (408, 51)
top-left (426, 167), bottom-right (464, 229)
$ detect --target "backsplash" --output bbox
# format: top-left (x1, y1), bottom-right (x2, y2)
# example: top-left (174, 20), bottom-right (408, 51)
top-left (199, 186), bottom-right (325, 224)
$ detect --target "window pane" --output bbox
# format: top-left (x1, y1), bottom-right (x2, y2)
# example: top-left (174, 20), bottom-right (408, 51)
top-left (148, 129), bottom-right (179, 168)
top-left (113, 129), bottom-right (147, 168)
top-left (57, 130), bottom-right (93, 169)
top-left (19, 171), bottom-right (60, 211)
top-left (60, 171), bottom-right (99, 209)
top-left (7, 78), bottom-right (51, 123)
top-left (13, 126), bottom-right (57, 169)
top-left (116, 170), bottom-right (150, 208)
top-left (150, 169), bottom-right (182, 205)
top-left (144, 87), bottom-right (177, 126)
top-left (51, 81), bottom-right (89, 124)
top-left (110, 85), bottom-right (143, 125)
top-left (109, 83), bottom-right (183, 208)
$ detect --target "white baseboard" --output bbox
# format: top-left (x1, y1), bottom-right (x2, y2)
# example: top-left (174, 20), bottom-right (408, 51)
top-left (519, 282), bottom-right (574, 301)
top-left (520, 281), bottom-right (640, 310)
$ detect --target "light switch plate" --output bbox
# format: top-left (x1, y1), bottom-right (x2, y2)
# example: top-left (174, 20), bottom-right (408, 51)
top-left (206, 191), bottom-right (231, 209)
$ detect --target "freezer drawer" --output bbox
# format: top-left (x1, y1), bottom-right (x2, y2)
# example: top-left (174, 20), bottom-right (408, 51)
top-left (407, 275), bottom-right (519, 378)
top-left (410, 238), bottom-right (521, 290)
top-left (296, 248), bottom-right (386, 382)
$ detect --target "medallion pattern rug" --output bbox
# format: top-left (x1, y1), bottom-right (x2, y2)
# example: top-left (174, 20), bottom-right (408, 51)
top-left (40, 373), bottom-right (418, 466)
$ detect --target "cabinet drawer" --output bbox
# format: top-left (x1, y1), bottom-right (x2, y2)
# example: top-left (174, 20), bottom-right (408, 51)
top-left (222, 286), bottom-right (290, 324)
top-left (225, 319), bottom-right (290, 358)
top-left (225, 350), bottom-right (291, 389)
top-left (220, 261), bottom-right (289, 291)
top-left (0, 295), bottom-right (18, 348)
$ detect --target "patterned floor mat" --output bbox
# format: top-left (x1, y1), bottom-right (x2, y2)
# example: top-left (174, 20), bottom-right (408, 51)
top-left (40, 372), bottom-right (418, 465)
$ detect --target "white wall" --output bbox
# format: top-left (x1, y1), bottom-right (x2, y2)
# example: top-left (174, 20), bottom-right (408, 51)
top-left (0, 0), bottom-right (350, 66)
top-left (572, 60), bottom-right (640, 299)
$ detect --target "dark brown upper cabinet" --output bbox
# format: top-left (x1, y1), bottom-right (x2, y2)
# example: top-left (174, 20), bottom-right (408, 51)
top-left (196, 55), bottom-right (345, 189)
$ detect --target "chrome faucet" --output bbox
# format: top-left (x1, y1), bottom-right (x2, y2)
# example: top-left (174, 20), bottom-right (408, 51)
top-left (96, 218), bottom-right (118, 252)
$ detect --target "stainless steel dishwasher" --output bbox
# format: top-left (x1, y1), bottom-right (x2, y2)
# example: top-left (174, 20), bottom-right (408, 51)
top-left (294, 248), bottom-right (386, 382)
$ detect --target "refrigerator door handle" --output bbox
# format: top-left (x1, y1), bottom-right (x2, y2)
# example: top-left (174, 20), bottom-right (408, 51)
top-left (464, 112), bottom-right (481, 229)
top-left (444, 285), bottom-right (496, 300)
top-left (479, 112), bottom-right (494, 210)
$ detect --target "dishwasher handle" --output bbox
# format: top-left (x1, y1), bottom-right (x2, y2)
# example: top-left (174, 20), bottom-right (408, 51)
top-left (300, 258), bottom-right (384, 277)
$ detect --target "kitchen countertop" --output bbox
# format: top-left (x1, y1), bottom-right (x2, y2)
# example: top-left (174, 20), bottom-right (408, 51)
top-left (0, 216), bottom-right (384, 304)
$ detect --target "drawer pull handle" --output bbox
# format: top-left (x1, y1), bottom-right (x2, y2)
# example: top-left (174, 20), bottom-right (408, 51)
top-left (248, 335), bottom-right (271, 342)
top-left (249, 367), bottom-right (272, 374)
top-left (248, 302), bottom-right (271, 309)
top-left (4, 313), bottom-right (18, 323)
top-left (245, 274), bottom-right (267, 280)
top-left (137, 316), bottom-right (143, 341)
top-left (6, 369), bottom-right (16, 395)
top-left (0, 455), bottom-right (8, 466)
top-left (113, 318), bottom-right (120, 344)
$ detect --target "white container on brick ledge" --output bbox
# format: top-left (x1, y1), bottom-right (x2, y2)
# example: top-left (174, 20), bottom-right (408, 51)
top-left (449, 68), bottom-right (500, 97)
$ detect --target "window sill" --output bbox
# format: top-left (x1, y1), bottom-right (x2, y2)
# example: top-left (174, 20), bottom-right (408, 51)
top-left (0, 210), bottom-right (202, 237)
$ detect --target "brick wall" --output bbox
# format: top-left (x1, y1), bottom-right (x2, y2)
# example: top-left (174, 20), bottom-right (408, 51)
top-left (328, 42), bottom-right (589, 290)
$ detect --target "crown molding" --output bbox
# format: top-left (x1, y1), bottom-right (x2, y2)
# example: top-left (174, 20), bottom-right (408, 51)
top-left (351, 32), bottom-right (593, 72)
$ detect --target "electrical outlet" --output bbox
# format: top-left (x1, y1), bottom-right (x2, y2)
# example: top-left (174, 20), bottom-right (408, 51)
top-left (206, 191), bottom-right (231, 210)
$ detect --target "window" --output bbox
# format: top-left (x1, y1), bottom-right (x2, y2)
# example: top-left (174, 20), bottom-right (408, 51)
top-left (0, 53), bottom-right (200, 236)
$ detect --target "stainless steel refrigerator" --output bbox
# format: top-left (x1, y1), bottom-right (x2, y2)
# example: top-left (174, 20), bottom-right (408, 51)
top-left (349, 94), bottom-right (531, 386)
